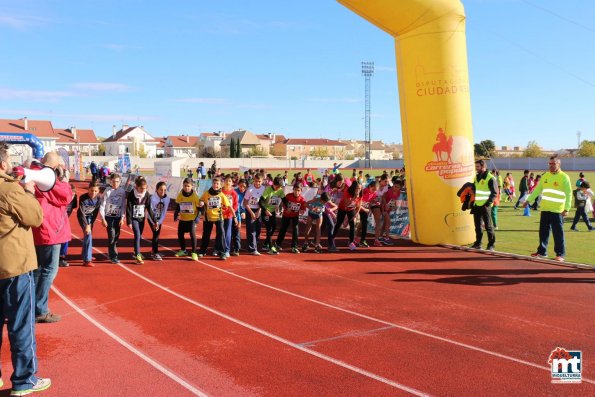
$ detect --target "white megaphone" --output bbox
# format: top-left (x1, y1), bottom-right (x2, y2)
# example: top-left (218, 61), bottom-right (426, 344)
top-left (13, 166), bottom-right (57, 192)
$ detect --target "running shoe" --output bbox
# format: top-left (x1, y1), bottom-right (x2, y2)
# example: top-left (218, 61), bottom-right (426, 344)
top-left (268, 246), bottom-right (279, 255)
top-left (110, 258), bottom-right (121, 264)
top-left (302, 242), bottom-right (309, 252)
top-left (554, 256), bottom-right (565, 262)
top-left (175, 250), bottom-right (188, 257)
top-left (250, 251), bottom-right (261, 256)
top-left (220, 253), bottom-right (227, 260)
top-left (10, 378), bottom-right (51, 396)
top-left (486, 245), bottom-right (495, 252)
top-left (152, 253), bottom-right (163, 261)
top-left (328, 246), bottom-right (339, 252)
top-left (380, 237), bottom-right (394, 246)
top-left (191, 253), bottom-right (199, 261)
top-left (213, 250), bottom-right (220, 257)
top-left (262, 244), bottom-right (270, 252)
top-left (348, 242), bottom-right (357, 251)
top-left (230, 251), bottom-right (240, 256)
top-left (470, 243), bottom-right (482, 249)
top-left (358, 241), bottom-right (369, 248)
top-left (291, 247), bottom-right (300, 254)
top-left (83, 261), bottom-right (95, 267)
top-left (373, 239), bottom-right (383, 247)
top-left (224, 252), bottom-right (230, 258)
top-left (354, 236), bottom-right (361, 245)
top-left (59, 259), bottom-right (69, 267)
top-left (314, 245), bottom-right (323, 253)
top-left (134, 254), bottom-right (144, 264)
top-left (530, 252), bottom-right (546, 258)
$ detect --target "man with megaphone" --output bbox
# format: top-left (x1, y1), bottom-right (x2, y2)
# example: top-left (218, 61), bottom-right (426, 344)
top-left (0, 143), bottom-right (52, 395)
top-left (28, 151), bottom-right (73, 325)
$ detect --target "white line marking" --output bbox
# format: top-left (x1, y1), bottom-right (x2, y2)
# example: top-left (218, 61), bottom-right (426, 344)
top-left (51, 286), bottom-right (209, 397)
top-left (69, 233), bottom-right (429, 395)
top-left (87, 228), bottom-right (595, 385)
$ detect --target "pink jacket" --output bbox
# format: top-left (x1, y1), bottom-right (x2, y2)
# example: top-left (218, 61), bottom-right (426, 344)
top-left (32, 179), bottom-right (73, 245)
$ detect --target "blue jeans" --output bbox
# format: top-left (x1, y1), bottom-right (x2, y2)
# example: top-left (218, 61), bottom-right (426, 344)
top-left (322, 212), bottom-right (336, 248)
top-left (106, 217), bottom-right (122, 260)
top-left (231, 219), bottom-right (242, 253)
top-left (82, 227), bottom-right (94, 262)
top-left (537, 211), bottom-right (565, 257)
top-left (59, 241), bottom-right (68, 258)
top-left (33, 244), bottom-right (60, 316)
top-left (131, 219), bottom-right (145, 256)
top-left (0, 272), bottom-right (40, 391)
top-left (223, 218), bottom-right (233, 254)
top-left (245, 210), bottom-right (261, 252)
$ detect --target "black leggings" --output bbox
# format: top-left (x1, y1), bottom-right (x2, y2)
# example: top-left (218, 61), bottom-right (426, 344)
top-left (359, 211), bottom-right (369, 242)
top-left (334, 209), bottom-right (356, 243)
top-left (276, 217), bottom-right (300, 248)
top-left (178, 220), bottom-right (197, 253)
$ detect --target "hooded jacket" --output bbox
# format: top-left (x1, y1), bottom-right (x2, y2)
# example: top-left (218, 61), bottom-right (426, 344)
top-left (0, 170), bottom-right (43, 279)
top-left (32, 177), bottom-right (73, 246)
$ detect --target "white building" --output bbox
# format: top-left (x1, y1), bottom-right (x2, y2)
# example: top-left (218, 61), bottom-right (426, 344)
top-left (199, 132), bottom-right (225, 155)
top-left (164, 135), bottom-right (201, 158)
top-left (54, 127), bottom-right (100, 156)
top-left (103, 125), bottom-right (158, 158)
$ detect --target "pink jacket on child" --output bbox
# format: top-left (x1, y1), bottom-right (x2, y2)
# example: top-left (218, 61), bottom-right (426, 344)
top-left (32, 179), bottom-right (73, 246)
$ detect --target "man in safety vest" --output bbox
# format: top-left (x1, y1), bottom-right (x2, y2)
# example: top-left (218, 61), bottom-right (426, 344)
top-left (471, 159), bottom-right (497, 250)
top-left (524, 155), bottom-right (572, 262)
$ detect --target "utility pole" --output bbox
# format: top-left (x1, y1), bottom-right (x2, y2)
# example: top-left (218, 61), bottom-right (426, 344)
top-left (362, 61), bottom-right (374, 169)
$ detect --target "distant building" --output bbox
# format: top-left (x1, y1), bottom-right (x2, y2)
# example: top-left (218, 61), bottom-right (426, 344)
top-left (164, 135), bottom-right (201, 157)
top-left (338, 139), bottom-right (394, 160)
top-left (103, 125), bottom-right (158, 157)
top-left (275, 138), bottom-right (347, 159)
top-left (155, 137), bottom-right (166, 158)
top-left (495, 145), bottom-right (525, 157)
top-left (200, 132), bottom-right (226, 155)
top-left (0, 117), bottom-right (99, 159)
top-left (221, 129), bottom-right (266, 156)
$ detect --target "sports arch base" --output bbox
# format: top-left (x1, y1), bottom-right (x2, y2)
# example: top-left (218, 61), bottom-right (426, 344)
top-left (339, 0), bottom-right (475, 246)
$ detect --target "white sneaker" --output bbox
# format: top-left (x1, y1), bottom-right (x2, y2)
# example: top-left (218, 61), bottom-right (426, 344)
top-left (11, 378), bottom-right (51, 396)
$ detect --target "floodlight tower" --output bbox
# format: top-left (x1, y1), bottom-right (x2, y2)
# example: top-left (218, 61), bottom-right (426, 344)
top-left (577, 130), bottom-right (582, 148)
top-left (362, 61), bottom-right (374, 169)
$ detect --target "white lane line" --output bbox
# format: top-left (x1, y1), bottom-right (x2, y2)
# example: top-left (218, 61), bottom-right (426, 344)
top-left (51, 286), bottom-right (208, 397)
top-left (143, 233), bottom-right (595, 382)
top-left (70, 233), bottom-right (429, 395)
top-left (298, 326), bottom-right (397, 348)
top-left (110, 229), bottom-right (595, 384)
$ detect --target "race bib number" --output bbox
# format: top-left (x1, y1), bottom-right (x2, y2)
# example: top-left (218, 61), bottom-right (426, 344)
top-left (153, 202), bottom-right (164, 220)
top-left (289, 202), bottom-right (301, 212)
top-left (269, 196), bottom-right (281, 206)
top-left (105, 202), bottom-right (121, 217)
top-left (179, 202), bottom-right (194, 214)
top-left (208, 196), bottom-right (222, 209)
top-left (346, 201), bottom-right (356, 210)
top-left (361, 201), bottom-right (370, 209)
top-left (133, 205), bottom-right (145, 218)
top-left (387, 199), bottom-right (397, 210)
top-left (248, 196), bottom-right (259, 207)
top-left (82, 202), bottom-right (96, 216)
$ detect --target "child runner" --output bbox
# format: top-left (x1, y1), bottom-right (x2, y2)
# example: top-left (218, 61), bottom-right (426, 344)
top-left (199, 177), bottom-right (232, 260)
top-left (99, 173), bottom-right (127, 264)
top-left (77, 181), bottom-right (101, 267)
top-left (571, 181), bottom-right (594, 231)
top-left (126, 176), bottom-right (155, 264)
top-left (304, 169), bottom-right (314, 185)
top-left (243, 174), bottom-right (266, 255)
top-left (272, 183), bottom-right (306, 254)
top-left (149, 181), bottom-right (170, 261)
top-left (371, 174), bottom-right (393, 246)
top-left (231, 179), bottom-right (247, 256)
top-left (59, 183), bottom-right (78, 267)
top-left (355, 181), bottom-right (378, 248)
top-left (259, 176), bottom-right (285, 252)
top-left (174, 178), bottom-right (201, 261)
top-left (302, 192), bottom-right (331, 253)
top-left (333, 181), bottom-right (362, 250)
top-left (221, 175), bottom-right (239, 258)
top-left (381, 179), bottom-right (403, 241)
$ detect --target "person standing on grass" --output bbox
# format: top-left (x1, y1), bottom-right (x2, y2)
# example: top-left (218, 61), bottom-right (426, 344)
top-left (470, 159), bottom-right (497, 251)
top-left (198, 177), bottom-right (232, 260)
top-left (576, 172), bottom-right (585, 188)
top-left (149, 181), bottom-right (170, 261)
top-left (99, 173), bottom-right (127, 264)
top-left (0, 143), bottom-right (52, 396)
top-left (126, 176), bottom-right (156, 265)
top-left (32, 152), bottom-right (73, 324)
top-left (174, 178), bottom-right (201, 261)
top-left (524, 156), bottom-right (572, 262)
top-left (243, 174), bottom-right (266, 255)
top-left (514, 170), bottom-right (530, 209)
top-left (259, 176), bottom-right (285, 252)
top-left (77, 181), bottom-right (101, 267)
top-left (570, 181), bottom-right (594, 232)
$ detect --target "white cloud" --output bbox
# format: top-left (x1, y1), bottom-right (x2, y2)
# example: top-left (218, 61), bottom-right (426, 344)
top-left (72, 82), bottom-right (131, 92)
top-left (175, 98), bottom-right (228, 105)
top-left (0, 87), bottom-right (78, 102)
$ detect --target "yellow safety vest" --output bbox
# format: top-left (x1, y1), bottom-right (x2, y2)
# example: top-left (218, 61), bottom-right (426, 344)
top-left (474, 173), bottom-right (494, 207)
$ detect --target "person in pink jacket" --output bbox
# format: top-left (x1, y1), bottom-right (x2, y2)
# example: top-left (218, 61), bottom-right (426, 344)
top-left (31, 151), bottom-right (73, 324)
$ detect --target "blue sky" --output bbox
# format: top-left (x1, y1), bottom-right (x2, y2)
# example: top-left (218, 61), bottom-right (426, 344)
top-left (1, 0), bottom-right (593, 149)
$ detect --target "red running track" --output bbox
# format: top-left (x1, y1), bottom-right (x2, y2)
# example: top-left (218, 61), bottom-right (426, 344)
top-left (1, 183), bottom-right (594, 396)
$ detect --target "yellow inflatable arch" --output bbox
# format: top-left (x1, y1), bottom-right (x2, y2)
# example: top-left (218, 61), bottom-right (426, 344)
top-left (338, 0), bottom-right (475, 246)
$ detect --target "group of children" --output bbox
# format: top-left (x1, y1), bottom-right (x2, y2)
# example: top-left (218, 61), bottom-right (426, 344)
top-left (71, 169), bottom-right (406, 265)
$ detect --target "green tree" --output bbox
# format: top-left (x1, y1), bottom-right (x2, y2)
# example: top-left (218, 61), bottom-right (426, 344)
top-left (310, 146), bottom-right (330, 158)
top-left (137, 146), bottom-right (148, 158)
top-left (229, 138), bottom-right (236, 158)
top-left (577, 140), bottom-right (595, 157)
top-left (522, 141), bottom-right (545, 158)
top-left (247, 146), bottom-right (268, 157)
top-left (474, 139), bottom-right (496, 158)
